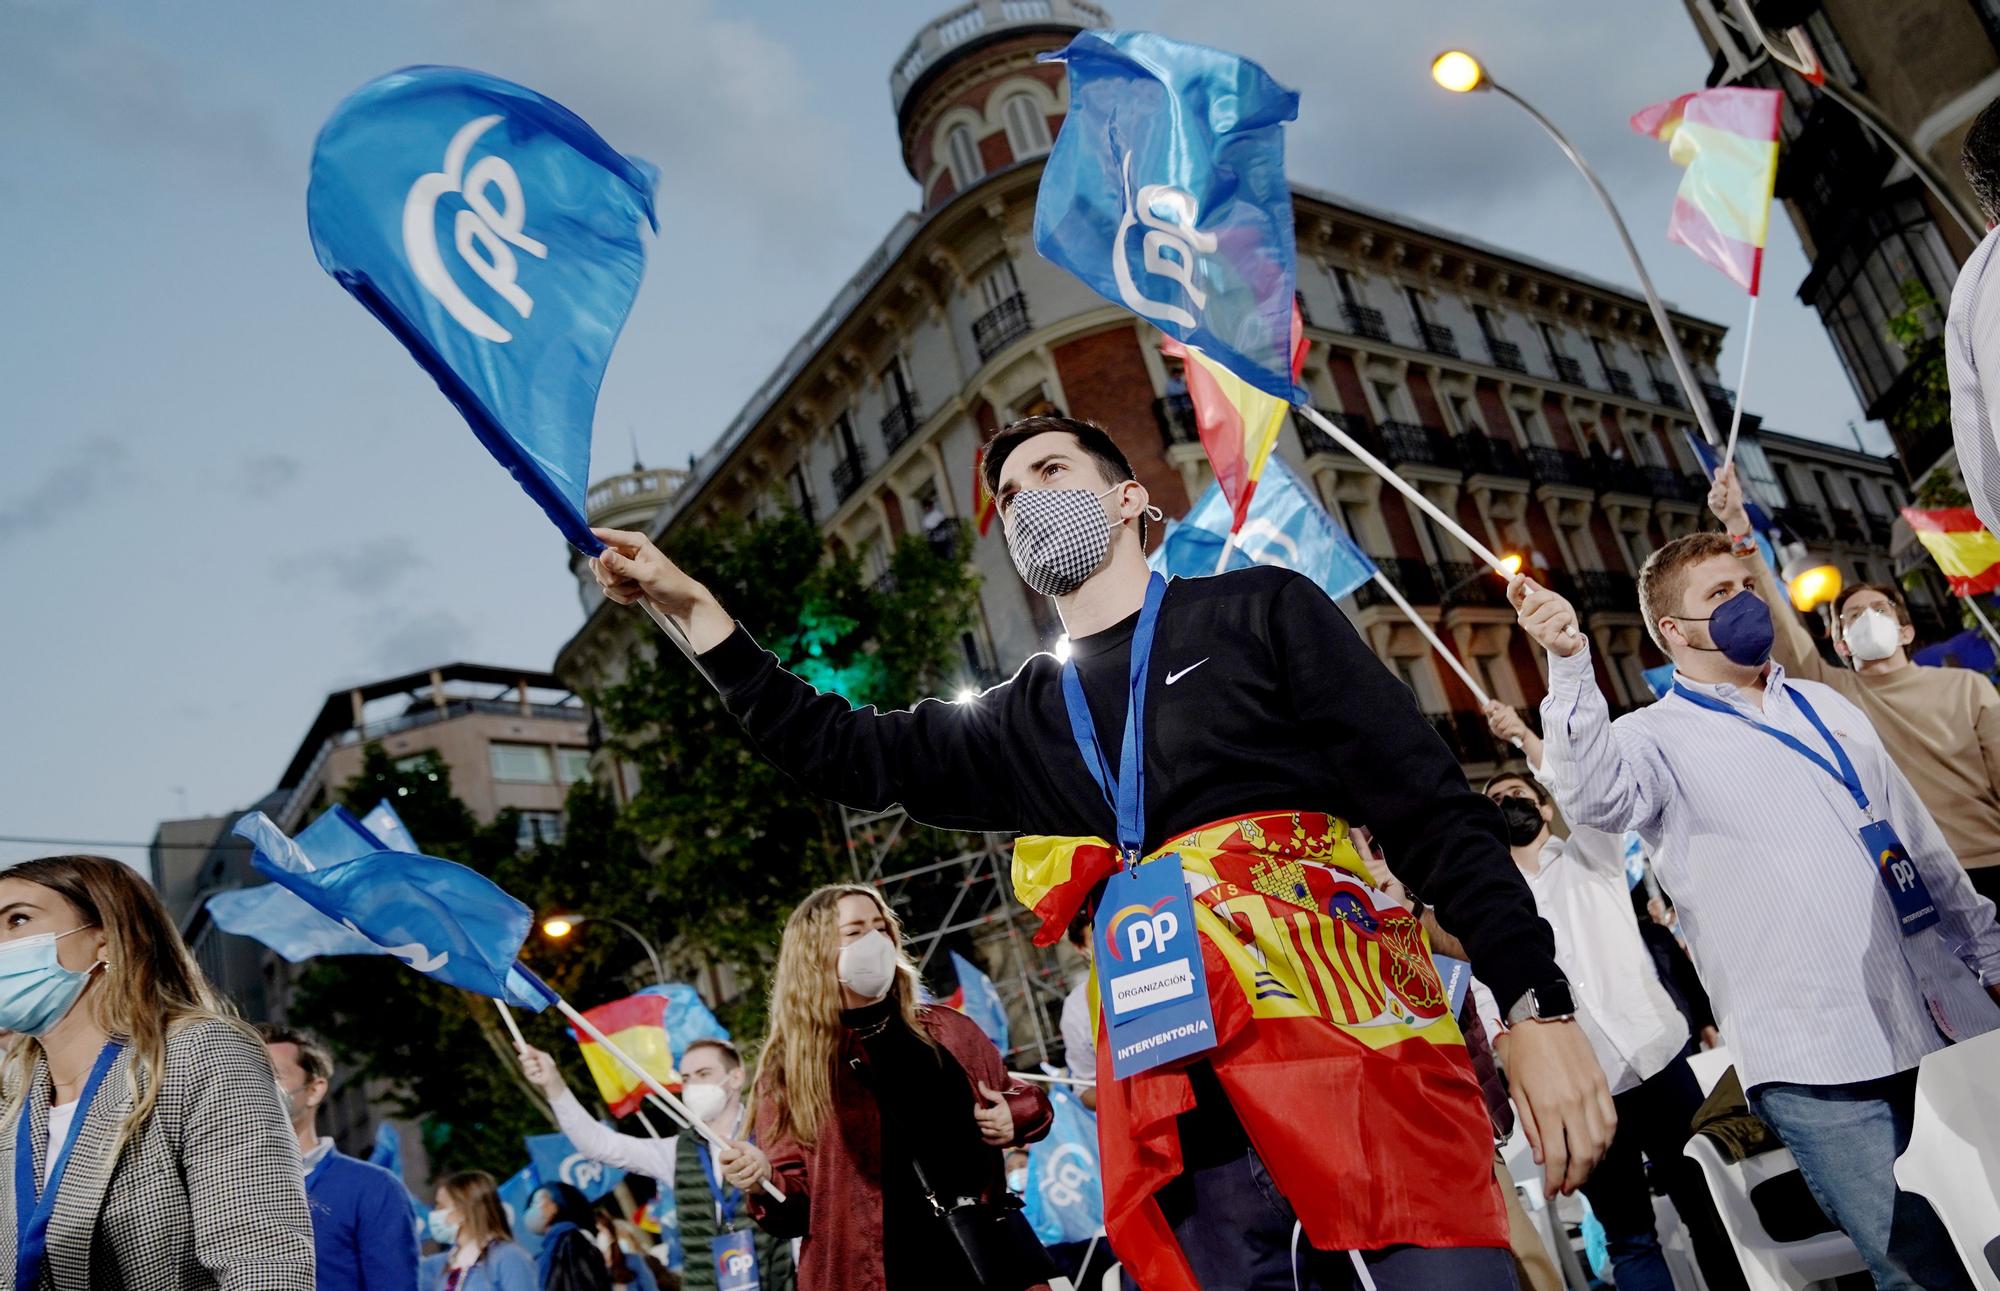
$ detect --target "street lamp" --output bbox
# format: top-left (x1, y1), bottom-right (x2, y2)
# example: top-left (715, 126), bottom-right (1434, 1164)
top-left (542, 912), bottom-right (666, 985)
top-left (1781, 551), bottom-right (1843, 613)
top-left (1430, 50), bottom-right (1723, 448)
top-left (1440, 552), bottom-right (1524, 599)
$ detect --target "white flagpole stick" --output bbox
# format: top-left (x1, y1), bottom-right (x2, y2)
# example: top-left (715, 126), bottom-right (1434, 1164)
top-left (635, 1107), bottom-right (667, 1139)
top-left (1963, 594), bottom-right (2000, 654)
top-left (1367, 570), bottom-right (1524, 751)
top-left (552, 996), bottom-right (784, 1201)
top-left (1300, 406), bottom-right (1508, 573)
top-left (493, 999), bottom-right (528, 1048)
top-left (1211, 531), bottom-right (1237, 575)
top-left (1721, 293), bottom-right (1760, 470)
top-left (1012, 1071), bottom-right (1096, 1087)
top-left (643, 1094), bottom-right (689, 1131)
top-left (638, 600), bottom-right (702, 666)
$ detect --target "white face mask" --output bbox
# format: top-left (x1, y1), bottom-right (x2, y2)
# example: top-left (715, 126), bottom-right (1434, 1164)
top-left (1842, 608), bottom-right (1902, 663)
top-left (681, 1081), bottom-right (731, 1125)
top-left (836, 930), bottom-right (898, 1002)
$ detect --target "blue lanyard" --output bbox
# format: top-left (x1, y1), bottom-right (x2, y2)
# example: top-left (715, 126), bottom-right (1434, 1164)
top-left (15, 1040), bottom-right (122, 1290)
top-left (695, 1143), bottom-right (741, 1226)
top-left (1059, 573), bottom-right (1168, 859)
top-left (1671, 682), bottom-right (1870, 814)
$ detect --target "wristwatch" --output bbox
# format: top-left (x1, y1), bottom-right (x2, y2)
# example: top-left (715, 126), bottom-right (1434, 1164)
top-left (1504, 980), bottom-right (1576, 1028)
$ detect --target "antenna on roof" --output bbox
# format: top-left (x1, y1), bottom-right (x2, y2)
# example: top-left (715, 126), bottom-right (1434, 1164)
top-left (629, 425), bottom-right (644, 473)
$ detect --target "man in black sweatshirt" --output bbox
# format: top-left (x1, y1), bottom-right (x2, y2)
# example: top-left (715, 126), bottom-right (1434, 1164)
top-left (593, 414), bottom-right (1611, 1291)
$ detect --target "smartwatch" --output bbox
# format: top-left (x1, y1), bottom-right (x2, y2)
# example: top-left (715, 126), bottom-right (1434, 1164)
top-left (1504, 979), bottom-right (1577, 1027)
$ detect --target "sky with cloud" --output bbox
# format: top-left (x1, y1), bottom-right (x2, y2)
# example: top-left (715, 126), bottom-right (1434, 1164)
top-left (0, 0), bottom-right (1882, 871)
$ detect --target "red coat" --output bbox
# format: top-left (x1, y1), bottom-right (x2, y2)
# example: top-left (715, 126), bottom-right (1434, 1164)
top-left (746, 1005), bottom-right (1053, 1291)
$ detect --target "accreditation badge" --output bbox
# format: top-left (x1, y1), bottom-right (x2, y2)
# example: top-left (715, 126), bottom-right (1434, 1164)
top-left (712, 1230), bottom-right (759, 1291)
top-left (1860, 820), bottom-right (1940, 936)
top-left (1095, 853), bottom-right (1217, 1079)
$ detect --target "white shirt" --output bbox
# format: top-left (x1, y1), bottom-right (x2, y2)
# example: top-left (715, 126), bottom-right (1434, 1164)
top-left (42, 1101), bottom-right (77, 1187)
top-left (1946, 223), bottom-right (2000, 537)
top-left (1059, 979), bottom-right (1096, 1084)
top-left (1479, 793), bottom-right (1689, 1095)
top-left (550, 1087), bottom-right (681, 1182)
top-left (1539, 647), bottom-right (2000, 1090)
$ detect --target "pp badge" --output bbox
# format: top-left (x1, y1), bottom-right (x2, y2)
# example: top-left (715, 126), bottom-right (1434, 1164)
top-left (1860, 820), bottom-right (1940, 936)
top-left (1096, 854), bottom-right (1216, 1079)
top-left (713, 1230), bottom-right (759, 1291)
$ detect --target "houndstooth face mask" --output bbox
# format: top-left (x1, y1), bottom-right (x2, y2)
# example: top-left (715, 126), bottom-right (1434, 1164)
top-left (1005, 484), bottom-right (1147, 597)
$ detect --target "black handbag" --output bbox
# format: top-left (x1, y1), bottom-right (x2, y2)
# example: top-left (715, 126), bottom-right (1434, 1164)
top-left (910, 1155), bottom-right (1060, 1290)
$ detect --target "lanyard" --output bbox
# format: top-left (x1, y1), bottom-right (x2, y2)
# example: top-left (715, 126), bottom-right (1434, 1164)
top-left (695, 1106), bottom-right (745, 1226)
top-left (1060, 573), bottom-right (1168, 860)
top-left (1671, 682), bottom-right (1869, 814)
top-left (14, 1040), bottom-right (122, 1290)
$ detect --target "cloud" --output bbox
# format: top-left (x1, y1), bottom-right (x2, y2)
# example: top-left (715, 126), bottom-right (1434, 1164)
top-left (238, 453), bottom-right (303, 495)
top-left (290, 536), bottom-right (422, 597)
top-left (367, 607), bottom-right (475, 673)
top-left (0, 437), bottom-right (130, 548)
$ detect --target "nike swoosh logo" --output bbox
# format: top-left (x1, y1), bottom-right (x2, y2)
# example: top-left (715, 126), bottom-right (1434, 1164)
top-left (1164, 659), bottom-right (1209, 685)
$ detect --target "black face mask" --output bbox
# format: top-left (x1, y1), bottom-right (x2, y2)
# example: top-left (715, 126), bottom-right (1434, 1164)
top-left (1495, 796), bottom-right (1546, 847)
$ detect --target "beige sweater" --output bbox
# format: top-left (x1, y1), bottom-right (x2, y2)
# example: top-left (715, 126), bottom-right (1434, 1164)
top-left (1751, 554), bottom-right (2000, 869)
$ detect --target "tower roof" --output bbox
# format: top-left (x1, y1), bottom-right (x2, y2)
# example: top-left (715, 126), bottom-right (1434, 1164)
top-left (889, 0), bottom-right (1109, 124)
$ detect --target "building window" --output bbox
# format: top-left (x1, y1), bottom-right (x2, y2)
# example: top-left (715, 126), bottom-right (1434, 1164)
top-left (1371, 381), bottom-right (1409, 423)
top-left (787, 462), bottom-right (816, 518)
top-left (1447, 394), bottom-right (1481, 435)
top-left (556, 748), bottom-right (592, 784)
top-left (977, 258), bottom-right (1020, 310)
top-left (999, 93), bottom-right (1050, 159)
top-left (946, 124), bottom-right (985, 189)
top-left (517, 811), bottom-right (564, 850)
top-left (489, 743), bottom-right (554, 784)
top-left (1807, 195), bottom-right (1956, 409)
top-left (1517, 406), bottom-right (1554, 447)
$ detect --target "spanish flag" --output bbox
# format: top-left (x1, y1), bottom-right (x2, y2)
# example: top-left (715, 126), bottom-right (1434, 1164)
top-left (1630, 88), bottom-right (1781, 295)
top-left (1160, 301), bottom-right (1307, 535)
top-left (972, 444), bottom-right (997, 537)
top-left (1903, 507), bottom-right (2000, 595)
top-left (571, 992), bottom-right (677, 1118)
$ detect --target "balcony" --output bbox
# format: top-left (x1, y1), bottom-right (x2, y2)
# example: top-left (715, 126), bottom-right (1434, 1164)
top-left (1773, 502), bottom-right (1827, 541)
top-left (1575, 569), bottom-right (1639, 615)
top-left (1342, 303), bottom-right (1392, 343)
top-left (1294, 408), bottom-right (1374, 457)
top-left (1603, 367), bottom-right (1636, 398)
top-left (1652, 378), bottom-right (1686, 409)
top-left (1526, 445), bottom-right (1592, 488)
top-left (1865, 512), bottom-right (1894, 546)
top-left (1417, 322), bottom-right (1459, 358)
top-left (1486, 338), bottom-right (1526, 372)
top-left (1436, 561), bottom-right (1511, 608)
top-left (1155, 393), bottom-right (1201, 449)
top-left (832, 451), bottom-right (869, 503)
top-left (891, 0), bottom-right (1112, 115)
top-left (1458, 433), bottom-right (1527, 479)
top-left (880, 396), bottom-right (921, 452)
top-left (1702, 382), bottom-right (1736, 410)
top-left (1551, 355), bottom-right (1588, 387)
top-left (1593, 456), bottom-right (1650, 496)
top-left (1641, 464), bottom-right (1699, 502)
top-left (1378, 420), bottom-right (1457, 469)
top-left (1354, 556), bottom-right (1436, 606)
top-left (1828, 505), bottom-right (1866, 544)
top-left (973, 293), bottom-right (1032, 362)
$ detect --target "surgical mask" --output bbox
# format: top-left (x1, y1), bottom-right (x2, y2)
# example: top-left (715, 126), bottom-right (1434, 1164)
top-left (524, 1196), bottom-right (552, 1236)
top-left (1495, 797), bottom-right (1546, 848)
top-left (426, 1208), bottom-right (458, 1246)
top-left (1674, 590), bottom-right (1773, 667)
top-left (0, 927), bottom-right (100, 1036)
top-left (1843, 608), bottom-right (1902, 663)
top-left (1007, 1167), bottom-right (1028, 1193)
top-left (681, 1081), bottom-right (730, 1125)
top-left (1005, 484), bottom-right (1159, 598)
top-left (837, 930), bottom-right (898, 1003)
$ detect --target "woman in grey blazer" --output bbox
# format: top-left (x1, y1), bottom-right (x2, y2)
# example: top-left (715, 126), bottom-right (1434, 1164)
top-left (0, 854), bottom-right (314, 1289)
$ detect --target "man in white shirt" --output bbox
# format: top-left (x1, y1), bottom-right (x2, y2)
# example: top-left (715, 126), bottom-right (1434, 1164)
top-left (1057, 913), bottom-right (1098, 1111)
top-left (1512, 531), bottom-right (2000, 1291)
top-left (1481, 703), bottom-right (1739, 1291)
top-left (1947, 98), bottom-right (2000, 535)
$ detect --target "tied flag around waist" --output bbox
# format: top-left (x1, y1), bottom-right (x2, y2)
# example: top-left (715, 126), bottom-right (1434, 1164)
top-left (307, 66), bottom-right (658, 553)
top-left (1149, 455), bottom-right (1376, 600)
top-left (1035, 30), bottom-right (1302, 400)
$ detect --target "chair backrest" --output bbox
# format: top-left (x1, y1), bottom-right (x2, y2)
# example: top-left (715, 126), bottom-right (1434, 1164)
top-left (1895, 1035), bottom-right (2000, 1291)
top-left (1684, 1045), bottom-right (1731, 1097)
top-left (1685, 1133), bottom-right (1868, 1291)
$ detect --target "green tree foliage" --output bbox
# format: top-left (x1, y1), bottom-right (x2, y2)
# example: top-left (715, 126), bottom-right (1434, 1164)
top-left (1883, 280), bottom-right (1950, 445)
top-left (1914, 465), bottom-right (1973, 510)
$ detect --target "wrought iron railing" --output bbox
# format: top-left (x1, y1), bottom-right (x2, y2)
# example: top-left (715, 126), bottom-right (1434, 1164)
top-left (1458, 433), bottom-right (1527, 479)
top-left (1486, 338), bottom-right (1525, 372)
top-left (1155, 394), bottom-right (1201, 448)
top-left (1342, 303), bottom-right (1391, 343)
top-left (1436, 561), bottom-right (1510, 608)
top-left (1551, 355), bottom-right (1587, 387)
top-left (973, 293), bottom-right (1031, 361)
top-left (880, 396), bottom-right (921, 451)
top-left (1526, 446), bottom-right (1592, 488)
top-left (1774, 503), bottom-right (1827, 541)
top-left (1652, 378), bottom-right (1686, 409)
top-left (832, 451), bottom-right (869, 502)
top-left (1293, 408), bottom-right (1373, 457)
top-left (1603, 367), bottom-right (1636, 398)
top-left (1575, 569), bottom-right (1639, 615)
top-left (1378, 420), bottom-right (1456, 468)
top-left (1417, 322), bottom-right (1459, 357)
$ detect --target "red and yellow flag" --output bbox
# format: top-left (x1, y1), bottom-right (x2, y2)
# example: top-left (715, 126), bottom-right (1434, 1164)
top-left (1160, 301), bottom-right (1307, 535)
top-left (1630, 88), bottom-right (1782, 295)
top-left (972, 444), bottom-right (997, 537)
top-left (571, 992), bottom-right (677, 1118)
top-left (1903, 507), bottom-right (2000, 595)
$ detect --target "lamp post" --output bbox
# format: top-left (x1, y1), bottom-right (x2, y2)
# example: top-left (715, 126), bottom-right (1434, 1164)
top-left (1430, 51), bottom-right (1724, 447)
top-left (542, 913), bottom-right (666, 985)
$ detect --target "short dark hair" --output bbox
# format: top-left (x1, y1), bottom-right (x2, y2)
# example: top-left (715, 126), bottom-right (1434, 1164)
top-left (258, 1023), bottom-right (333, 1084)
top-left (1637, 531), bottom-right (1738, 651)
top-left (1965, 97), bottom-right (2000, 223)
top-left (981, 415), bottom-right (1148, 544)
top-left (1832, 581), bottom-right (1911, 626)
top-left (682, 1038), bottom-right (742, 1071)
top-left (1065, 909), bottom-right (1091, 950)
top-left (1481, 771), bottom-right (1546, 804)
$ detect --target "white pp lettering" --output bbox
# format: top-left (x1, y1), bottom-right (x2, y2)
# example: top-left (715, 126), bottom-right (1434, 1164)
top-left (1113, 152), bottom-right (1216, 329)
top-left (402, 115), bottom-right (548, 342)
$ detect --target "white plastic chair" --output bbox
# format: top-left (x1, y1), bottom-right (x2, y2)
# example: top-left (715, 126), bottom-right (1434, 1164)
top-left (1894, 1030), bottom-right (2000, 1291)
top-left (1685, 1044), bottom-right (1732, 1097)
top-left (1684, 1133), bottom-right (1867, 1291)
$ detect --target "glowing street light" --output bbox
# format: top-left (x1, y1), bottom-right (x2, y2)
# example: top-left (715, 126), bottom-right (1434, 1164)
top-left (542, 916), bottom-right (576, 939)
top-left (540, 912), bottom-right (666, 984)
top-left (1783, 556), bottom-right (1843, 613)
top-left (1430, 50), bottom-right (1486, 94)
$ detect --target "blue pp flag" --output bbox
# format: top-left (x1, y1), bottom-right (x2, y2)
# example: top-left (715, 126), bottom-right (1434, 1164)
top-left (526, 1130), bottom-right (627, 1202)
top-left (207, 803), bottom-right (409, 960)
top-left (307, 66), bottom-right (658, 553)
top-left (946, 950), bottom-right (1010, 1053)
top-left (1036, 31), bottom-right (1301, 399)
top-left (1642, 663), bottom-right (1677, 700)
top-left (232, 811), bottom-right (545, 1009)
top-left (1024, 1085), bottom-right (1103, 1247)
top-left (368, 1120), bottom-right (402, 1174)
top-left (360, 799), bottom-right (419, 854)
top-left (1150, 456), bottom-right (1376, 599)
top-left (634, 983), bottom-right (731, 1059)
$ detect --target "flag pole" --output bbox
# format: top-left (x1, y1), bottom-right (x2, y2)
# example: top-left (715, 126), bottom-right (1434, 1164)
top-left (635, 1107), bottom-right (667, 1139)
top-left (493, 1000), bottom-right (528, 1048)
top-left (1721, 293), bottom-right (1760, 470)
top-left (1365, 570), bottom-right (1523, 750)
top-left (1298, 407), bottom-right (1507, 573)
top-left (638, 600), bottom-right (703, 667)
top-left (1963, 594), bottom-right (2000, 654)
top-left (1211, 532), bottom-right (1237, 575)
top-left (1012, 1071), bottom-right (1096, 1087)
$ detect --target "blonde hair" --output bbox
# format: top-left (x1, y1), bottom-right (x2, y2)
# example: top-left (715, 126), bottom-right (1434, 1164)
top-left (0, 855), bottom-right (254, 1152)
top-left (437, 1170), bottom-right (514, 1247)
top-left (751, 884), bottom-right (932, 1147)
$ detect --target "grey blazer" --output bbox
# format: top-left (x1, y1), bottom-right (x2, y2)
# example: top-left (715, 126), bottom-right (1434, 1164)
top-left (0, 1018), bottom-right (314, 1289)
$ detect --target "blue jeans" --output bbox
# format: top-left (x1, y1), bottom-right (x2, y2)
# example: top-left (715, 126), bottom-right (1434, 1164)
top-left (1158, 1143), bottom-right (1519, 1291)
top-left (1750, 1069), bottom-right (1973, 1291)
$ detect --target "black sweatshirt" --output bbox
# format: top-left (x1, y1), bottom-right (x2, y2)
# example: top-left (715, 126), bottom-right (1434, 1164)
top-left (703, 565), bottom-right (1559, 1013)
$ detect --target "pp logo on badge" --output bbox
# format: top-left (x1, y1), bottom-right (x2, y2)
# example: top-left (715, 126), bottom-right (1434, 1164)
top-left (1881, 848), bottom-right (1918, 893)
top-left (724, 1253), bottom-right (754, 1277)
top-left (1106, 897), bottom-right (1178, 962)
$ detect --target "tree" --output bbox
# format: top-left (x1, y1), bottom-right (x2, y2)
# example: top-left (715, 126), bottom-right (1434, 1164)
top-left (1883, 280), bottom-right (1951, 451)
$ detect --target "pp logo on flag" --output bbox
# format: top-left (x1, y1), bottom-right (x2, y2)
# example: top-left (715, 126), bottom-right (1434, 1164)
top-left (1113, 152), bottom-right (1213, 330)
top-left (559, 1153), bottom-right (608, 1194)
top-left (403, 115), bottom-right (548, 342)
top-left (1038, 1143), bottom-right (1095, 1209)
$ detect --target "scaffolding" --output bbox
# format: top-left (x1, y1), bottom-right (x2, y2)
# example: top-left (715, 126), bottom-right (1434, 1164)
top-left (841, 803), bottom-right (1073, 1068)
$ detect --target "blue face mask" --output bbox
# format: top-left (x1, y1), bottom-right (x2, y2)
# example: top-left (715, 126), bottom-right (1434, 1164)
top-left (524, 1194), bottom-right (552, 1236)
top-left (426, 1208), bottom-right (458, 1246)
top-left (1674, 589), bottom-right (1774, 667)
top-left (0, 927), bottom-right (100, 1036)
